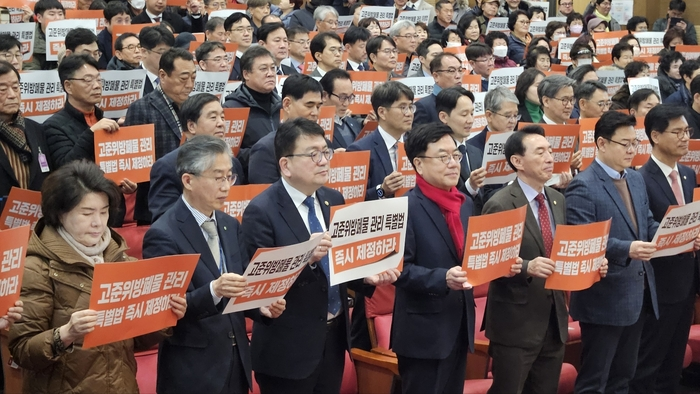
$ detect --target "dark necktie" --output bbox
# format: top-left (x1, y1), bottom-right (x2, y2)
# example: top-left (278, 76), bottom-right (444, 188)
top-left (154, 16), bottom-right (161, 22)
top-left (358, 63), bottom-right (365, 71)
top-left (535, 193), bottom-right (553, 258)
top-left (458, 144), bottom-right (470, 175)
top-left (405, 4), bottom-right (416, 10)
top-left (303, 196), bottom-right (342, 315)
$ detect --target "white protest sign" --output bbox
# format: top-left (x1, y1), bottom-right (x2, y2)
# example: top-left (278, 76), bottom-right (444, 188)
top-left (486, 17), bottom-right (509, 33)
top-left (469, 91), bottom-right (488, 133)
top-left (557, 37), bottom-right (578, 65)
top-left (98, 69), bottom-right (147, 119)
top-left (0, 23), bottom-right (35, 61)
top-left (329, 198), bottom-right (408, 286)
top-left (359, 6), bottom-right (395, 31)
top-left (488, 66), bottom-right (523, 91)
top-left (628, 76), bottom-right (661, 100)
top-left (337, 15), bottom-right (354, 34)
top-left (529, 21), bottom-right (548, 37)
top-left (221, 81), bottom-right (243, 104)
top-left (210, 9), bottom-right (245, 20)
top-left (190, 71), bottom-right (229, 100)
top-left (20, 70), bottom-right (64, 123)
top-left (596, 69), bottom-right (626, 96)
top-left (482, 131), bottom-right (516, 185)
top-left (395, 77), bottom-right (434, 100)
top-left (397, 10), bottom-right (431, 25)
top-left (223, 234), bottom-right (323, 314)
top-left (45, 19), bottom-right (97, 61)
top-left (650, 201), bottom-right (700, 258)
top-left (407, 57), bottom-right (422, 74)
top-left (547, 17), bottom-right (567, 23)
top-left (634, 32), bottom-right (665, 57)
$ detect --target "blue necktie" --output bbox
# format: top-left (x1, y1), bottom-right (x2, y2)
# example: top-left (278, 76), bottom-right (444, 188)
top-left (358, 63), bottom-right (365, 71)
top-left (303, 196), bottom-right (342, 315)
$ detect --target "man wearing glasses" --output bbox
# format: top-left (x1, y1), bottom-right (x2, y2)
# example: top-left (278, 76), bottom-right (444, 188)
top-left (633, 105), bottom-right (700, 393)
top-left (576, 80), bottom-right (611, 121)
top-left (195, 41), bottom-right (229, 72)
top-left (281, 26), bottom-right (310, 74)
top-left (0, 35), bottom-right (24, 72)
top-left (310, 32), bottom-right (343, 78)
top-left (538, 74), bottom-right (577, 125)
top-left (557, 0), bottom-right (574, 17)
top-left (139, 25), bottom-right (175, 95)
top-left (314, 6), bottom-right (339, 34)
top-left (414, 53), bottom-right (465, 126)
top-left (321, 69), bottom-right (362, 149)
top-left (466, 42), bottom-right (494, 92)
top-left (389, 20), bottom-right (418, 77)
top-left (224, 13), bottom-right (254, 80)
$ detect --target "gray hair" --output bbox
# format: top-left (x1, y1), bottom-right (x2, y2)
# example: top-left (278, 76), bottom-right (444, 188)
top-left (314, 6), bottom-right (339, 22)
top-left (484, 86), bottom-right (519, 112)
top-left (389, 20), bottom-right (415, 37)
top-left (575, 80), bottom-right (607, 101)
top-left (537, 74), bottom-right (576, 105)
top-left (177, 135), bottom-right (232, 178)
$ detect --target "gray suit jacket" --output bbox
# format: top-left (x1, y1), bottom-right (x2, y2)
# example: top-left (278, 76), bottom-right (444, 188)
top-left (565, 160), bottom-right (659, 326)
top-left (124, 89), bottom-right (182, 160)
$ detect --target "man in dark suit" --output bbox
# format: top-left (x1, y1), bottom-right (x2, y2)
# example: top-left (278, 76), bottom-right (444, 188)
top-left (224, 13), bottom-right (254, 81)
top-left (413, 53), bottom-right (464, 126)
top-left (143, 135), bottom-right (285, 394)
top-left (347, 81), bottom-right (414, 201)
top-left (138, 25), bottom-right (174, 97)
top-left (247, 74), bottom-right (323, 184)
top-left (343, 26), bottom-right (370, 72)
top-left (148, 94), bottom-right (244, 222)
top-left (632, 105), bottom-right (700, 393)
top-left (565, 111), bottom-right (668, 393)
top-left (309, 32), bottom-right (344, 78)
top-left (257, 23), bottom-right (289, 75)
top-left (408, 38), bottom-right (442, 78)
top-left (131, 0), bottom-right (189, 33)
top-left (280, 26), bottom-right (309, 75)
top-left (125, 47), bottom-right (196, 224)
top-left (320, 69), bottom-right (362, 149)
top-left (483, 125), bottom-right (606, 393)
top-left (241, 118), bottom-right (398, 393)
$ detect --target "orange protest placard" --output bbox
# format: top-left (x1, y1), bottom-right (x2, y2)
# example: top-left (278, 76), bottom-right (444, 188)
top-left (355, 121), bottom-right (377, 141)
top-left (462, 205), bottom-right (527, 286)
top-left (112, 24), bottom-right (157, 52)
top-left (631, 116), bottom-right (652, 167)
top-left (318, 106), bottom-right (335, 142)
top-left (394, 53), bottom-right (407, 75)
top-left (677, 45), bottom-right (700, 61)
top-left (536, 123), bottom-right (579, 173)
top-left (694, 188), bottom-right (700, 202)
top-left (0, 188), bottom-right (42, 230)
top-left (461, 74), bottom-right (482, 93)
top-left (223, 108), bottom-right (249, 157)
top-left (332, 233), bottom-right (401, 274)
top-left (0, 0), bottom-right (35, 8)
top-left (635, 56), bottom-right (659, 76)
top-left (94, 124), bottom-right (156, 184)
top-left (326, 151), bottom-right (370, 204)
top-left (222, 184), bottom-right (271, 222)
top-left (544, 219), bottom-right (611, 291)
top-left (592, 31), bottom-right (629, 56)
top-left (482, 130), bottom-right (516, 185)
top-left (0, 226), bottom-right (29, 317)
top-left (445, 46), bottom-right (471, 73)
top-left (65, 10), bottom-right (107, 32)
top-left (83, 254), bottom-right (198, 348)
top-left (348, 71), bottom-right (388, 114)
top-left (302, 52), bottom-right (317, 75)
top-left (395, 142), bottom-right (416, 197)
top-left (679, 140), bottom-right (700, 184)
top-left (579, 118), bottom-right (598, 171)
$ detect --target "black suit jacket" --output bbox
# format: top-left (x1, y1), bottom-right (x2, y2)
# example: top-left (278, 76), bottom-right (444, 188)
top-left (346, 129), bottom-right (394, 201)
top-left (143, 198), bottom-right (261, 393)
top-left (132, 10), bottom-right (190, 33)
top-left (391, 186), bottom-right (476, 358)
top-left (467, 126), bottom-right (488, 153)
top-left (281, 63), bottom-right (299, 75)
top-left (331, 117), bottom-right (362, 149)
top-left (482, 180), bottom-right (569, 347)
top-left (412, 94), bottom-right (438, 126)
top-left (638, 159), bottom-right (699, 304)
top-left (247, 131), bottom-right (279, 185)
top-left (241, 181), bottom-right (355, 379)
top-left (457, 143), bottom-right (484, 195)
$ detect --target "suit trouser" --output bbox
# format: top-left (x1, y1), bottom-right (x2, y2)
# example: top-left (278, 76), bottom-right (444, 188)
top-left (487, 305), bottom-right (565, 394)
top-left (222, 344), bottom-right (248, 394)
top-left (396, 314), bottom-right (469, 394)
top-left (574, 289), bottom-right (653, 394)
top-left (630, 292), bottom-right (695, 394)
top-left (255, 316), bottom-right (346, 394)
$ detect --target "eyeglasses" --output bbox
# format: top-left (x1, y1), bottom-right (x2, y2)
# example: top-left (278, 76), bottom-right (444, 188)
top-left (331, 93), bottom-right (355, 103)
top-left (491, 112), bottom-right (521, 121)
top-left (395, 34), bottom-right (419, 39)
top-left (665, 127), bottom-right (695, 139)
top-left (122, 44), bottom-right (142, 51)
top-left (560, 2), bottom-right (573, 6)
top-left (67, 76), bottom-right (103, 85)
top-left (0, 52), bottom-right (22, 61)
top-left (549, 96), bottom-right (575, 106)
top-left (417, 152), bottom-right (463, 165)
top-left (474, 56), bottom-right (495, 63)
top-left (379, 48), bottom-right (399, 55)
top-left (604, 137), bottom-right (640, 151)
top-left (146, 47), bottom-right (170, 55)
top-left (204, 56), bottom-right (227, 63)
top-left (285, 149), bottom-right (334, 164)
top-left (289, 39), bottom-right (311, 46)
top-left (386, 104), bottom-right (417, 115)
top-left (435, 67), bottom-right (465, 75)
top-left (80, 50), bottom-right (102, 59)
top-left (208, 1), bottom-right (227, 9)
top-left (230, 27), bottom-right (253, 33)
top-left (517, 20), bottom-right (531, 25)
top-left (194, 173), bottom-right (238, 186)
top-left (598, 1), bottom-right (611, 6)
top-left (591, 100), bottom-right (612, 108)
top-left (321, 19), bottom-right (339, 26)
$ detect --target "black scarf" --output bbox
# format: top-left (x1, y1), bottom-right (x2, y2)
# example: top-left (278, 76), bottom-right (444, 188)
top-left (0, 113), bottom-right (30, 163)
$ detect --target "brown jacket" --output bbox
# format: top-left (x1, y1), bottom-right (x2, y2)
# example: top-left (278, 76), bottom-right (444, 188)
top-left (8, 220), bottom-right (163, 394)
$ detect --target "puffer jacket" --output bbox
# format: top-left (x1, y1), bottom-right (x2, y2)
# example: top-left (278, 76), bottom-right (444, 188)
top-left (8, 219), bottom-right (164, 394)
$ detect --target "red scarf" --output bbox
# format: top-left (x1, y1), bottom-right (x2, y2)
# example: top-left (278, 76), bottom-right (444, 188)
top-left (416, 174), bottom-right (467, 257)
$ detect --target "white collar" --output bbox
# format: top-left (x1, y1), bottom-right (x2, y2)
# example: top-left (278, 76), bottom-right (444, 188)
top-left (315, 65), bottom-right (330, 76)
top-left (542, 113), bottom-right (565, 125)
top-left (650, 154), bottom-right (679, 178)
top-left (181, 195), bottom-right (216, 226)
top-left (281, 177), bottom-right (315, 209)
top-left (145, 9), bottom-right (163, 21)
top-left (145, 68), bottom-right (159, 84)
top-left (347, 59), bottom-right (360, 70)
top-left (377, 125), bottom-right (402, 152)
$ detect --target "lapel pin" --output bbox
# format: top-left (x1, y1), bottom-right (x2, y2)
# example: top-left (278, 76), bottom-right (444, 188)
top-left (553, 200), bottom-right (557, 205)
top-left (683, 176), bottom-right (687, 180)
top-left (324, 201), bottom-right (329, 206)
top-left (224, 226), bottom-right (227, 231)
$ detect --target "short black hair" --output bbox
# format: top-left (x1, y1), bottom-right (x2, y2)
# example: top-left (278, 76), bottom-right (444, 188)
top-left (691, 74), bottom-right (700, 97)
top-left (485, 31), bottom-right (509, 48)
top-left (525, 46), bottom-right (550, 69)
top-left (527, 6), bottom-right (545, 20)
top-left (514, 68), bottom-right (545, 104)
top-left (257, 22), bottom-right (286, 43)
top-left (58, 54), bottom-right (99, 89)
top-left (611, 43), bottom-right (633, 61)
top-left (65, 28), bottom-right (98, 52)
top-left (504, 125), bottom-right (545, 171)
top-left (0, 60), bottom-right (20, 82)
top-left (416, 38), bottom-right (441, 57)
top-left (566, 12), bottom-right (584, 25)
top-left (41, 160), bottom-right (121, 228)
top-left (569, 64), bottom-right (596, 84)
top-left (529, 36), bottom-right (552, 52)
top-left (320, 68), bottom-right (351, 95)
top-left (275, 117), bottom-right (326, 163)
top-left (626, 16), bottom-right (648, 33)
top-left (441, 29), bottom-right (465, 48)
top-left (466, 42), bottom-right (492, 61)
top-left (104, 1), bottom-right (129, 21)
top-left (659, 50), bottom-right (685, 73)
top-left (436, 86), bottom-right (475, 116)
top-left (240, 46), bottom-right (274, 76)
top-left (89, 0), bottom-right (106, 10)
top-left (343, 26), bottom-right (371, 46)
top-left (0, 35), bottom-right (21, 53)
top-left (628, 88), bottom-right (659, 111)
top-left (404, 122), bottom-right (455, 165)
top-left (34, 0), bottom-right (64, 16)
top-left (371, 81), bottom-right (414, 114)
top-left (575, 80), bottom-right (607, 101)
top-left (545, 21), bottom-right (567, 41)
top-left (205, 16), bottom-right (225, 33)
top-left (310, 31), bottom-right (341, 63)
top-left (195, 40), bottom-right (225, 62)
top-left (286, 25), bottom-right (309, 40)
top-left (644, 104), bottom-right (687, 145)
top-left (114, 32), bottom-right (138, 51)
top-left (160, 48), bottom-right (194, 75)
top-left (680, 59), bottom-right (700, 80)
top-left (366, 35), bottom-right (396, 58)
top-left (669, 0), bottom-right (686, 12)
top-left (435, 0), bottom-right (451, 11)
top-left (179, 93), bottom-right (220, 131)
top-left (429, 52), bottom-right (460, 74)
top-left (624, 60), bottom-right (649, 81)
top-left (139, 25), bottom-right (175, 50)
top-left (508, 10), bottom-right (529, 32)
top-left (224, 12), bottom-right (252, 32)
top-left (594, 111), bottom-right (637, 148)
top-left (281, 73), bottom-right (323, 100)
top-left (457, 14), bottom-right (478, 38)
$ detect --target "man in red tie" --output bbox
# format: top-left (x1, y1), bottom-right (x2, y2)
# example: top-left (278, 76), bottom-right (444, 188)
top-left (632, 104), bottom-right (700, 393)
top-left (481, 125), bottom-right (608, 394)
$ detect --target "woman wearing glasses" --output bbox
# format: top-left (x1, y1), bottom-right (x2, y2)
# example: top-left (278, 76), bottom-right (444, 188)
top-left (507, 10), bottom-right (532, 65)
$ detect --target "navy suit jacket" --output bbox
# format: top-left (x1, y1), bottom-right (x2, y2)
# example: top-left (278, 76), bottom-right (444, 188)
top-left (143, 198), bottom-right (261, 394)
top-left (332, 117), bottom-right (362, 149)
top-left (242, 181), bottom-right (361, 379)
top-left (412, 94), bottom-right (438, 126)
top-left (229, 57), bottom-right (242, 81)
top-left (391, 186), bottom-right (476, 359)
top-left (638, 159), bottom-right (699, 304)
top-left (566, 160), bottom-right (660, 325)
top-left (148, 146), bottom-right (245, 222)
top-left (346, 129), bottom-right (394, 200)
top-left (457, 143), bottom-right (483, 195)
top-left (247, 131), bottom-right (279, 185)
top-left (467, 126), bottom-right (488, 153)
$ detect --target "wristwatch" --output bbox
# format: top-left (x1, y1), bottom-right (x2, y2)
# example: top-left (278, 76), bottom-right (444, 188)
top-left (376, 185), bottom-right (385, 199)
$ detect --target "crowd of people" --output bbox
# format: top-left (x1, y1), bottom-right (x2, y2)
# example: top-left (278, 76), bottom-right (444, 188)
top-left (0, 0), bottom-right (700, 393)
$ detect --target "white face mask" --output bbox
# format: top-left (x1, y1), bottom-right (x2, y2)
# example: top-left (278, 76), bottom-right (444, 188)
top-left (633, 46), bottom-right (641, 57)
top-left (129, 0), bottom-right (145, 9)
top-left (577, 58), bottom-right (592, 66)
top-left (446, 42), bottom-right (461, 48)
top-left (553, 34), bottom-right (566, 41)
top-left (570, 24), bottom-right (583, 34)
top-left (493, 45), bottom-right (508, 58)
